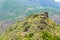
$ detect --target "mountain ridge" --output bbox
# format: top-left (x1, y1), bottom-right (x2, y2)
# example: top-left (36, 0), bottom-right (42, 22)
top-left (0, 12), bottom-right (60, 40)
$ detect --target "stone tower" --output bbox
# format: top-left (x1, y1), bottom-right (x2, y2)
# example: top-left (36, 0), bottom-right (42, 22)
top-left (44, 12), bottom-right (48, 18)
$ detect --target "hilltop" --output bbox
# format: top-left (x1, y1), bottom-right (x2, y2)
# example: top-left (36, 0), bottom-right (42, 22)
top-left (0, 12), bottom-right (60, 40)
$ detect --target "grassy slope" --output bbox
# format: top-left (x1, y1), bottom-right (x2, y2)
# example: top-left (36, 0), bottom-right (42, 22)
top-left (0, 14), bottom-right (60, 40)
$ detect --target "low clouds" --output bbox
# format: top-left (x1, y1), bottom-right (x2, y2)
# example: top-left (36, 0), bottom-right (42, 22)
top-left (26, 8), bottom-right (34, 10)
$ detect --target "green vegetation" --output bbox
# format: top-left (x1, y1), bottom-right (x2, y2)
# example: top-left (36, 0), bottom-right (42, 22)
top-left (42, 31), bottom-right (60, 40)
top-left (0, 14), bottom-right (60, 40)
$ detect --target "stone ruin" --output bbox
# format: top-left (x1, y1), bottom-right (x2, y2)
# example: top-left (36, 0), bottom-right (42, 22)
top-left (39, 12), bottom-right (48, 18)
top-left (44, 12), bottom-right (48, 18)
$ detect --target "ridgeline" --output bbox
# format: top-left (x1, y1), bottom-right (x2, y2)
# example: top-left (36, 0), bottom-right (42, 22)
top-left (0, 12), bottom-right (60, 40)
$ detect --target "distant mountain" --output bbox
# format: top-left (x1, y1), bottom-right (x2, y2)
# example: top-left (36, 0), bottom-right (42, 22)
top-left (0, 20), bottom-right (15, 34)
top-left (0, 0), bottom-right (60, 20)
top-left (52, 14), bottom-right (60, 24)
top-left (0, 13), bottom-right (60, 40)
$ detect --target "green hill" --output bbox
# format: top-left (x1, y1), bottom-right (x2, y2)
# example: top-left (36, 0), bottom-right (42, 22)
top-left (0, 13), bottom-right (60, 40)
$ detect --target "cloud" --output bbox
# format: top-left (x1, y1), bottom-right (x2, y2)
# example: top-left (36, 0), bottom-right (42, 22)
top-left (26, 7), bottom-right (44, 11)
top-left (25, 7), bottom-right (34, 12)
top-left (36, 6), bottom-right (44, 9)
top-left (55, 0), bottom-right (60, 2)
top-left (26, 8), bottom-right (34, 10)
